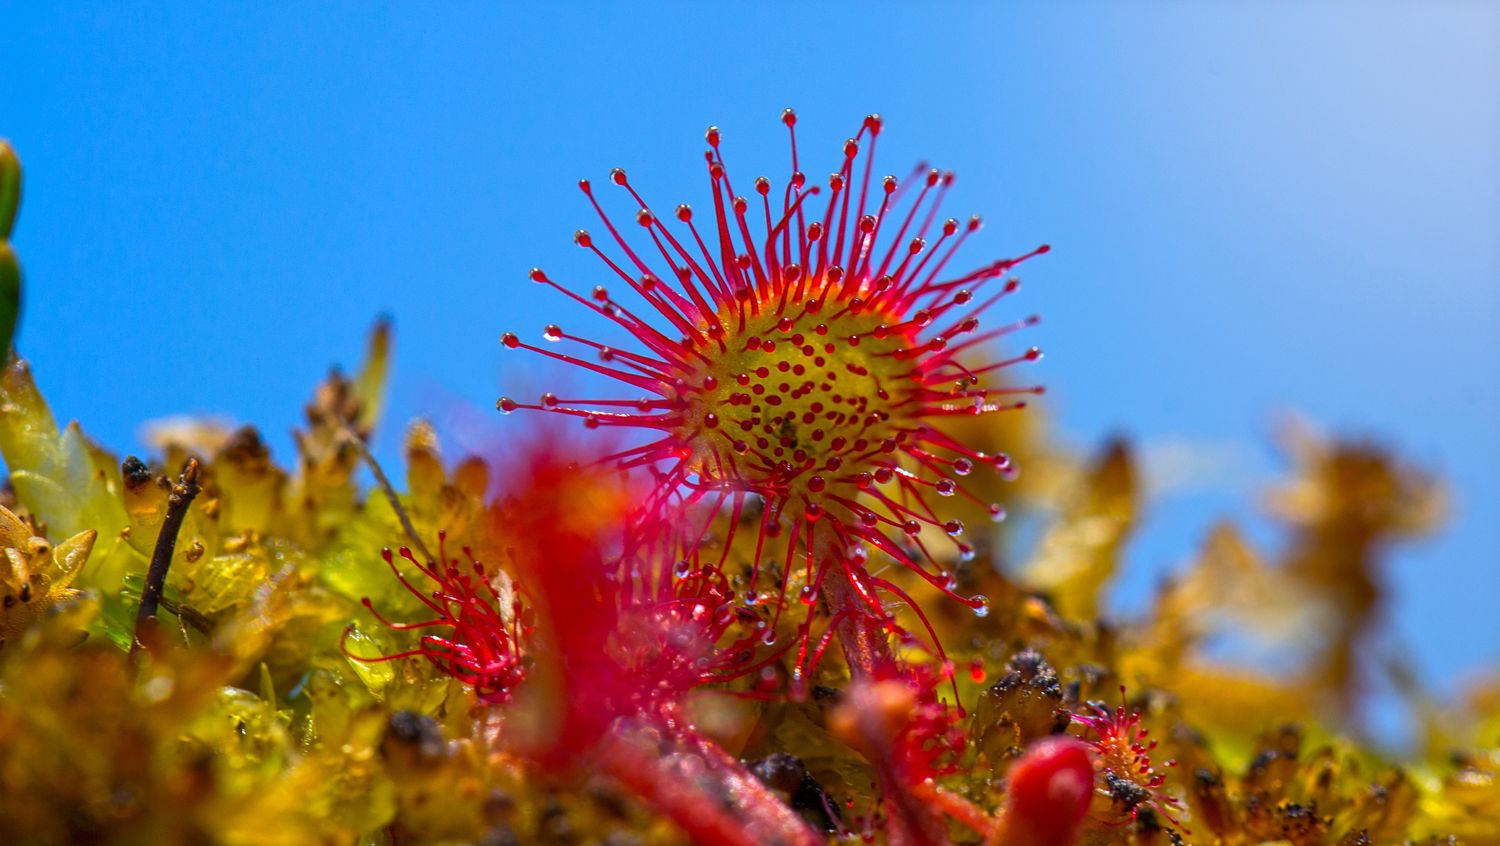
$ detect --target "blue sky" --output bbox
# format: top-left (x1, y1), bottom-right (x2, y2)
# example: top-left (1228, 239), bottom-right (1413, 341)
top-left (3, 3), bottom-right (1496, 725)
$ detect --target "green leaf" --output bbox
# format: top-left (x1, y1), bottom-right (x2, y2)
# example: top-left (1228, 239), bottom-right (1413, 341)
top-left (0, 244), bottom-right (18, 355)
top-left (0, 141), bottom-right (22, 354)
top-left (0, 142), bottom-right (19, 240)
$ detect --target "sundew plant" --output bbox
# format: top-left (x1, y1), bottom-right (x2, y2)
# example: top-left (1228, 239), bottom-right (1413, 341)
top-left (0, 117), bottom-right (1495, 846)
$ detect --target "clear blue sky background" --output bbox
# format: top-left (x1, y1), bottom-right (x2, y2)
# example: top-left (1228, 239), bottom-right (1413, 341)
top-left (3, 4), bottom-right (1497, 729)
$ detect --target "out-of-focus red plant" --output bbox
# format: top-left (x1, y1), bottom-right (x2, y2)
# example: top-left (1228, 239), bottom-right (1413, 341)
top-left (490, 442), bottom-right (822, 845)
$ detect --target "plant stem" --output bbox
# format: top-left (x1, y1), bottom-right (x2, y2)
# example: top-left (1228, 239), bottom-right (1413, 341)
top-left (818, 532), bottom-right (953, 846)
top-left (815, 532), bottom-right (891, 680)
top-left (596, 725), bottom-right (823, 846)
top-left (132, 457), bottom-right (200, 657)
top-left (341, 424), bottom-right (433, 563)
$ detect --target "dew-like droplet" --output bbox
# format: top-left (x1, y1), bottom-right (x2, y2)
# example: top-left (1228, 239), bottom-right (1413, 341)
top-left (988, 503), bottom-right (1007, 523)
top-left (497, 397), bottom-right (518, 414)
top-left (935, 479), bottom-right (957, 496)
top-left (969, 595), bottom-right (990, 618)
top-left (798, 585), bottom-right (815, 604)
top-left (543, 324), bottom-right (563, 342)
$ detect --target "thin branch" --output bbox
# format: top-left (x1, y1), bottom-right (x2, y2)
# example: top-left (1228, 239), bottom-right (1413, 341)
top-left (131, 457), bottom-right (200, 657)
top-left (157, 595), bottom-right (214, 636)
top-left (339, 424), bottom-right (434, 563)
